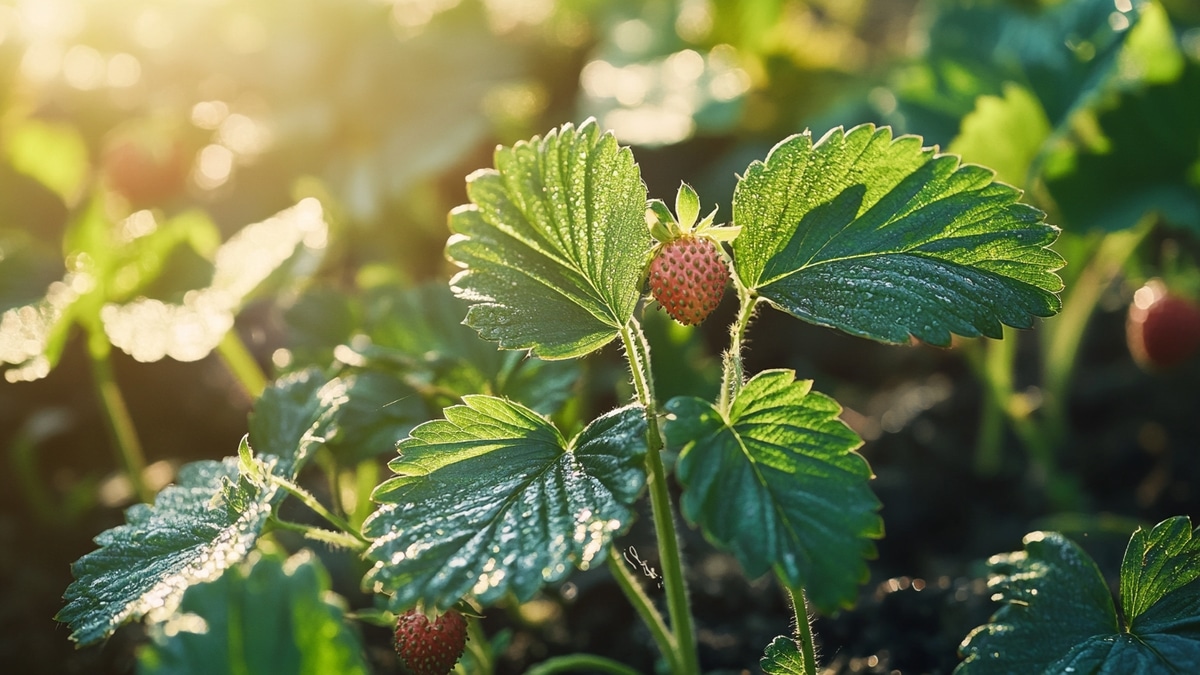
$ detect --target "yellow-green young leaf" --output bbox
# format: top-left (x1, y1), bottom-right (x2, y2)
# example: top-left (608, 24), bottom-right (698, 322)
top-left (362, 398), bottom-right (647, 611)
top-left (733, 124), bottom-right (1063, 346)
top-left (664, 370), bottom-right (882, 613)
top-left (957, 517), bottom-right (1200, 674)
top-left (446, 119), bottom-right (651, 360)
top-left (760, 636), bottom-right (808, 675)
top-left (5, 118), bottom-right (89, 204)
top-left (137, 550), bottom-right (369, 675)
top-left (948, 83), bottom-right (1051, 189)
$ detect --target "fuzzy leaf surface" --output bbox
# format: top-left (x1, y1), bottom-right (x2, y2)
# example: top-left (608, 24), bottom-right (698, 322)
top-left (57, 373), bottom-right (343, 645)
top-left (57, 458), bottom-right (277, 646)
top-left (957, 517), bottom-right (1200, 673)
top-left (362, 398), bottom-right (647, 610)
top-left (664, 370), bottom-right (882, 612)
top-left (137, 550), bottom-right (368, 675)
top-left (733, 124), bottom-right (1063, 346)
top-left (446, 119), bottom-right (650, 359)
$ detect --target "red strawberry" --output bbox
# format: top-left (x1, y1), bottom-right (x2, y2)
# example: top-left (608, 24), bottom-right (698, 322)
top-left (648, 235), bottom-right (730, 326)
top-left (1126, 279), bottom-right (1200, 371)
top-left (394, 607), bottom-right (468, 675)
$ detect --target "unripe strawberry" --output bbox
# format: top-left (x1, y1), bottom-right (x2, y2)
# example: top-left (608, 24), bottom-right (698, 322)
top-left (1126, 279), bottom-right (1200, 371)
top-left (648, 235), bottom-right (730, 326)
top-left (394, 607), bottom-right (468, 675)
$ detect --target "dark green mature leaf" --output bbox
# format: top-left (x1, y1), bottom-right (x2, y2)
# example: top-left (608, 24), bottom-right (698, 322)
top-left (1044, 61), bottom-right (1200, 234)
top-left (733, 124), bottom-right (1063, 346)
top-left (664, 370), bottom-right (882, 612)
top-left (57, 458), bottom-right (277, 646)
top-left (888, 0), bottom-right (1142, 145)
top-left (322, 370), bottom-right (428, 462)
top-left (1123, 517), bottom-right (1200, 637)
top-left (137, 550), bottom-right (368, 675)
top-left (760, 636), bottom-right (808, 675)
top-left (362, 282), bottom-right (580, 415)
top-left (957, 518), bottom-right (1200, 673)
top-left (446, 119), bottom-right (651, 359)
top-left (58, 373), bottom-right (345, 645)
top-left (362, 398), bottom-right (647, 611)
top-left (247, 368), bottom-right (344, 478)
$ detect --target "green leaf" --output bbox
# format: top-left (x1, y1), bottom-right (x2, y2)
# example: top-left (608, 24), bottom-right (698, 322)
top-left (323, 370), bottom-right (428, 463)
top-left (58, 372), bottom-right (348, 645)
top-left (1044, 61), bottom-right (1200, 234)
top-left (362, 398), bottom-right (647, 611)
top-left (248, 368), bottom-right (345, 478)
top-left (57, 458), bottom-right (278, 646)
top-left (664, 370), bottom-right (882, 612)
top-left (733, 124), bottom-right (1064, 346)
top-left (137, 550), bottom-right (369, 675)
top-left (101, 198), bottom-right (328, 362)
top-left (676, 182), bottom-right (701, 232)
top-left (760, 636), bottom-right (808, 675)
top-left (888, 0), bottom-right (1143, 145)
top-left (948, 83), bottom-right (1052, 189)
top-left (446, 119), bottom-right (651, 359)
top-left (956, 518), bottom-right (1200, 674)
top-left (362, 281), bottom-right (581, 415)
top-left (1122, 517), bottom-right (1200, 635)
top-left (5, 118), bottom-right (89, 204)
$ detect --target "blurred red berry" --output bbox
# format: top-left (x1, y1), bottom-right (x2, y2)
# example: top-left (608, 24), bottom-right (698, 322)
top-left (1126, 279), bottom-right (1200, 371)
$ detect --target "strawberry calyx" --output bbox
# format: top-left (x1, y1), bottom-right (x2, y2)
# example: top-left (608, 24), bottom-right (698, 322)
top-left (643, 183), bottom-right (738, 326)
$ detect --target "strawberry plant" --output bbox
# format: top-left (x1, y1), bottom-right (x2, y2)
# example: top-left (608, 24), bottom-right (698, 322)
top-left (56, 116), bottom-right (1171, 674)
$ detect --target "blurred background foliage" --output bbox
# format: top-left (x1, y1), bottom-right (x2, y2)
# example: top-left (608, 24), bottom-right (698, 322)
top-left (2, 0), bottom-right (1200, 673)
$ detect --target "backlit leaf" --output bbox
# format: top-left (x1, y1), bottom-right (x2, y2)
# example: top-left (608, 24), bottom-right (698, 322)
top-left (446, 119), bottom-right (650, 359)
top-left (58, 374), bottom-right (345, 645)
top-left (362, 398), bottom-right (646, 611)
top-left (733, 124), bottom-right (1063, 346)
top-left (102, 198), bottom-right (328, 362)
top-left (760, 636), bottom-right (808, 675)
top-left (665, 370), bottom-right (882, 612)
top-left (957, 517), bottom-right (1200, 673)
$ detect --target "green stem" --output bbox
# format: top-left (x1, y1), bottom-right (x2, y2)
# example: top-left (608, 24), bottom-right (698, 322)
top-left (971, 330), bottom-right (1017, 476)
top-left (1040, 220), bottom-right (1151, 445)
top-left (269, 474), bottom-right (369, 545)
top-left (720, 285), bottom-right (757, 413)
top-left (524, 655), bottom-right (642, 675)
top-left (789, 588), bottom-right (818, 675)
top-left (619, 319), bottom-right (699, 675)
top-left (216, 329), bottom-right (269, 400)
top-left (606, 549), bottom-right (680, 674)
top-left (87, 342), bottom-right (152, 503)
top-left (266, 515), bottom-right (367, 551)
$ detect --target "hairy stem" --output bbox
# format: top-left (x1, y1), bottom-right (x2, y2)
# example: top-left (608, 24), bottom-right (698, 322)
top-left (269, 474), bottom-right (368, 545)
top-left (720, 285), bottom-right (758, 413)
top-left (524, 655), bottom-right (642, 675)
top-left (619, 319), bottom-right (699, 675)
top-left (789, 588), bottom-right (818, 675)
top-left (266, 515), bottom-right (367, 552)
top-left (606, 549), bottom-right (680, 674)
